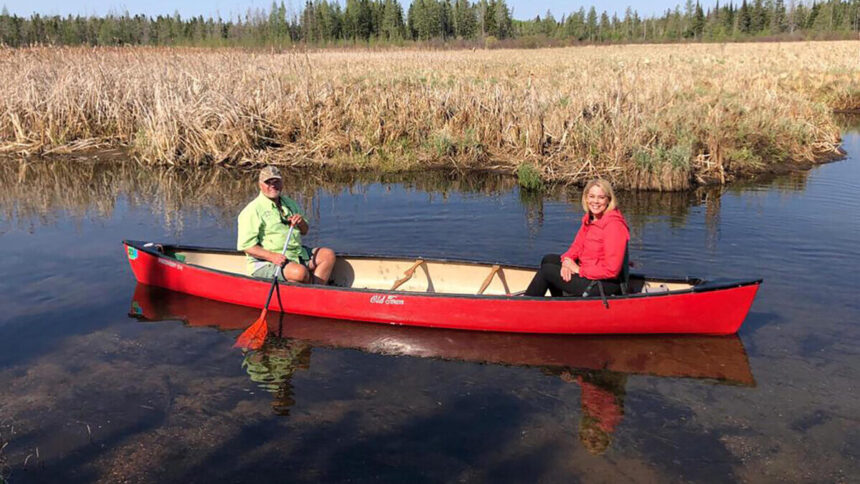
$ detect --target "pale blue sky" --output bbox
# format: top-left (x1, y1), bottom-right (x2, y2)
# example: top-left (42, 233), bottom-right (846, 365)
top-left (1, 0), bottom-right (715, 21)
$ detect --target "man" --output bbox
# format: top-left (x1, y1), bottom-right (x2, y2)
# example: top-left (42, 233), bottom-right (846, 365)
top-left (237, 165), bottom-right (335, 284)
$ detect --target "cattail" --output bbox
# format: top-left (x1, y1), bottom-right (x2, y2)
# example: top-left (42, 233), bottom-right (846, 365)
top-left (0, 43), bottom-right (854, 189)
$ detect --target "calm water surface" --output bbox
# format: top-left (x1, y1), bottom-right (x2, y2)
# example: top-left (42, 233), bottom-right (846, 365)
top-left (0, 124), bottom-right (858, 482)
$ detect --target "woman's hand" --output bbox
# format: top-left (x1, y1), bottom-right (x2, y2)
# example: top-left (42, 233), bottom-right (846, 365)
top-left (560, 258), bottom-right (579, 282)
top-left (560, 265), bottom-right (573, 282)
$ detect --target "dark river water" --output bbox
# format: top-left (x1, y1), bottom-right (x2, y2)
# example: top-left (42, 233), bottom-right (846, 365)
top-left (1, 120), bottom-right (858, 483)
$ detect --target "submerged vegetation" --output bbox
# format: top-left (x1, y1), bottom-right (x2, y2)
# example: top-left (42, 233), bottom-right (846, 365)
top-left (0, 41), bottom-right (857, 189)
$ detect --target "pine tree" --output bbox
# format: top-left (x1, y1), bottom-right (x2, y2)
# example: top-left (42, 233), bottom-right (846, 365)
top-left (453, 0), bottom-right (477, 39)
top-left (495, 0), bottom-right (512, 38)
top-left (739, 0), bottom-right (752, 33)
top-left (586, 6), bottom-right (597, 41)
top-left (380, 0), bottom-right (405, 40)
top-left (723, 1), bottom-right (736, 34)
top-left (772, 0), bottom-right (787, 33)
top-left (599, 11), bottom-right (610, 41)
top-left (567, 7), bottom-right (586, 40)
top-left (693, 1), bottom-right (706, 37)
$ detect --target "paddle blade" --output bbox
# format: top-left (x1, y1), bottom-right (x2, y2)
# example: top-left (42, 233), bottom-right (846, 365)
top-left (234, 309), bottom-right (269, 350)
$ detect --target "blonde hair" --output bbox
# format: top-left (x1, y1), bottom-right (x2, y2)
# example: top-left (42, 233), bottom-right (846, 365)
top-left (581, 178), bottom-right (618, 214)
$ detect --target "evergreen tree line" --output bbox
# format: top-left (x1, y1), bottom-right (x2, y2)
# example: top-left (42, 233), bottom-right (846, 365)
top-left (516, 0), bottom-right (860, 42)
top-left (0, 0), bottom-right (857, 48)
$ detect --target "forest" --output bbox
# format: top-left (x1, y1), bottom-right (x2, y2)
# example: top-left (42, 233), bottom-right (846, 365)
top-left (0, 0), bottom-right (858, 48)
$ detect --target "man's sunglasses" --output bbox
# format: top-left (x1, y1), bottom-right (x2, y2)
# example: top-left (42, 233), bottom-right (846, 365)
top-left (263, 179), bottom-right (282, 186)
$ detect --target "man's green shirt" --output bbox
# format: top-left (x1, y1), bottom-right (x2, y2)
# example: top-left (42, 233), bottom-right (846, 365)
top-left (237, 193), bottom-right (305, 274)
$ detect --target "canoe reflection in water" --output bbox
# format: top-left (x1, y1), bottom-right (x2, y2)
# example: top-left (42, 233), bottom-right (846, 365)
top-left (129, 284), bottom-right (756, 454)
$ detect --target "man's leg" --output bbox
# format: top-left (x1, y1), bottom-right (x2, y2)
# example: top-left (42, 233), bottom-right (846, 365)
top-left (282, 262), bottom-right (310, 283)
top-left (306, 247), bottom-right (335, 284)
top-left (253, 261), bottom-right (308, 283)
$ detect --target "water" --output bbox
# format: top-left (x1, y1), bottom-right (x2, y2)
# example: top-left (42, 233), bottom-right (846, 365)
top-left (0, 123), bottom-right (858, 482)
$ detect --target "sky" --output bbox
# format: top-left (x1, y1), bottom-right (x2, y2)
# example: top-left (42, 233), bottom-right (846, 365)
top-left (0, 0), bottom-right (715, 21)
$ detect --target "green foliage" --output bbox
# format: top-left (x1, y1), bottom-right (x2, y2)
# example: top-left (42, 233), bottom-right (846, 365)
top-left (726, 146), bottom-right (764, 169)
top-left (432, 133), bottom-right (456, 157)
top-left (517, 162), bottom-right (544, 191)
top-left (633, 140), bottom-right (693, 172)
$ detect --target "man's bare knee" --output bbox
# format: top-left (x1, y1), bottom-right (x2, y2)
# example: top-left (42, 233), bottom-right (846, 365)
top-left (282, 263), bottom-right (309, 283)
top-left (316, 247), bottom-right (335, 264)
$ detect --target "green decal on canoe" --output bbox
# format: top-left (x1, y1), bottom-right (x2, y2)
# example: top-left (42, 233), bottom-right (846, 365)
top-left (131, 301), bottom-right (143, 315)
top-left (128, 247), bottom-right (138, 260)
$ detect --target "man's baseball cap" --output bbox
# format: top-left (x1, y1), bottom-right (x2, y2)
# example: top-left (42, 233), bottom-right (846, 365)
top-left (259, 165), bottom-right (283, 183)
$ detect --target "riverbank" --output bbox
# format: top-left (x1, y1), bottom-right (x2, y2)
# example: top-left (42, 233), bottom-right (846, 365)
top-left (1, 42), bottom-right (857, 190)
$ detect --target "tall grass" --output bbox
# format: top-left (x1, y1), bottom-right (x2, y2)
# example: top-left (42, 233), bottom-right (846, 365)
top-left (1, 42), bottom-right (857, 189)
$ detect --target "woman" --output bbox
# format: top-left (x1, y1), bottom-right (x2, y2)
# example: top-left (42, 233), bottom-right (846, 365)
top-left (525, 178), bottom-right (629, 297)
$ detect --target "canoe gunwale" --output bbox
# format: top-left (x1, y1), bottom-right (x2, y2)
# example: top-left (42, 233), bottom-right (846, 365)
top-left (123, 239), bottom-right (762, 301)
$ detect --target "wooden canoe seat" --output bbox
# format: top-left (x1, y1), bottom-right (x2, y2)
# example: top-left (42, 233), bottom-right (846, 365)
top-left (390, 259), bottom-right (424, 291)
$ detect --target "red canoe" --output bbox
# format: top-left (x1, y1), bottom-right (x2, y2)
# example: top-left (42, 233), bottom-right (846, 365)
top-left (129, 283), bottom-right (756, 385)
top-left (123, 240), bottom-right (761, 335)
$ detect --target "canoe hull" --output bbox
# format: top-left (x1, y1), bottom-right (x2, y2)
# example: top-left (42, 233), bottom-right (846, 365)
top-left (130, 283), bottom-right (756, 385)
top-left (124, 241), bottom-right (760, 335)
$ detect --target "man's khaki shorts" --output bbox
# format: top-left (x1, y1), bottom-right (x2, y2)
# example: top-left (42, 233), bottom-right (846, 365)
top-left (251, 245), bottom-right (313, 281)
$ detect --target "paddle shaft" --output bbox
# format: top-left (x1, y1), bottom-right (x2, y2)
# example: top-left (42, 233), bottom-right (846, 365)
top-left (261, 223), bottom-right (296, 310)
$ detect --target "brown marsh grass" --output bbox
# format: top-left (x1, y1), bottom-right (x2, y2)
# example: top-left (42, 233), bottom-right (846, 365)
top-left (0, 42), bottom-right (857, 190)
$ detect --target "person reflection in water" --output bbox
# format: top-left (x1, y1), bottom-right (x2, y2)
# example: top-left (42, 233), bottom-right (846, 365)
top-left (242, 338), bottom-right (312, 416)
top-left (545, 368), bottom-right (628, 455)
top-left (525, 178), bottom-right (630, 297)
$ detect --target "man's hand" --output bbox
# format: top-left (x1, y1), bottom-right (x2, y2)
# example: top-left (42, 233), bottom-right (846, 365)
top-left (286, 214), bottom-right (309, 234)
top-left (269, 252), bottom-right (289, 267)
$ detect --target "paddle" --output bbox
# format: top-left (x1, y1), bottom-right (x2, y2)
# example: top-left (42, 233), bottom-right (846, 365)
top-left (234, 223), bottom-right (296, 350)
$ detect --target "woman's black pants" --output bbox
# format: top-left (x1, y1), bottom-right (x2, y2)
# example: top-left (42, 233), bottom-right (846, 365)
top-left (525, 254), bottom-right (621, 297)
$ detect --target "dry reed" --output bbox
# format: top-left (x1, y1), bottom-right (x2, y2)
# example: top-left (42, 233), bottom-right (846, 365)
top-left (0, 42), bottom-right (857, 190)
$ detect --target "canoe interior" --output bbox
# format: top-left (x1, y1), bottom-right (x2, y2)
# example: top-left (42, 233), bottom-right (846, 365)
top-left (171, 248), bottom-right (694, 296)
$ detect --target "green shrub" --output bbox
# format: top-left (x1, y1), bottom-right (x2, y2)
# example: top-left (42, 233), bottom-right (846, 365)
top-left (517, 162), bottom-right (544, 191)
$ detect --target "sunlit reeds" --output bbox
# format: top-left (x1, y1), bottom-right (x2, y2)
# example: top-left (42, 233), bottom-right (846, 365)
top-left (0, 42), bottom-right (856, 189)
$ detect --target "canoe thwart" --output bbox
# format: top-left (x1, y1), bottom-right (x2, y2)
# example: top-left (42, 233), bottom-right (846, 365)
top-left (391, 259), bottom-right (424, 291)
top-left (477, 265), bottom-right (501, 295)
